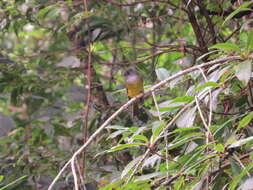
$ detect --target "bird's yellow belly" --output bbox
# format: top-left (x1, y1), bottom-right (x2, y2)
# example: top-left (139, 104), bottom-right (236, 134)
top-left (126, 80), bottom-right (143, 98)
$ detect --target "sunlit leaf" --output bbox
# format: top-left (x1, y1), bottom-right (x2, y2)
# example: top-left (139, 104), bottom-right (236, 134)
top-left (132, 135), bottom-right (149, 143)
top-left (195, 81), bottom-right (219, 92)
top-left (0, 176), bottom-right (4, 183)
top-left (214, 144), bottom-right (225, 153)
top-left (234, 60), bottom-right (252, 85)
top-left (170, 96), bottom-right (194, 104)
top-left (151, 121), bottom-right (166, 144)
top-left (172, 126), bottom-right (200, 134)
top-left (176, 106), bottom-right (197, 128)
top-left (156, 68), bottom-right (170, 81)
top-left (142, 154), bottom-right (161, 168)
top-left (210, 43), bottom-right (240, 52)
top-left (158, 106), bottom-right (182, 112)
top-left (237, 111), bottom-right (253, 131)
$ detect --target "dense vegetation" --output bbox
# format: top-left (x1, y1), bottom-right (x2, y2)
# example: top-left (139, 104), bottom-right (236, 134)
top-left (1, 0), bottom-right (253, 189)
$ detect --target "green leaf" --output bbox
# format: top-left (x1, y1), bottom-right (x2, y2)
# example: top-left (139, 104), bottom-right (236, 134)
top-left (170, 96), bottom-right (194, 104)
top-left (27, 29), bottom-right (48, 39)
top-left (37, 5), bottom-right (57, 19)
top-left (132, 135), bottom-right (149, 143)
top-left (230, 158), bottom-right (242, 178)
top-left (121, 156), bottom-right (142, 178)
top-left (0, 176), bottom-right (4, 183)
top-left (168, 132), bottom-right (203, 150)
top-left (210, 43), bottom-right (240, 52)
top-left (184, 154), bottom-right (217, 173)
top-left (234, 60), bottom-right (252, 85)
top-left (229, 161), bottom-right (253, 190)
top-left (250, 152), bottom-right (253, 160)
top-left (237, 111), bottom-right (253, 131)
top-left (158, 106), bottom-right (182, 112)
top-left (109, 143), bottom-right (145, 152)
top-left (151, 121), bottom-right (166, 144)
top-left (195, 81), bottom-right (219, 92)
top-left (46, 8), bottom-right (60, 19)
top-left (214, 144), bottom-right (225, 153)
top-left (54, 124), bottom-right (71, 136)
top-left (176, 106), bottom-right (197, 128)
top-left (172, 126), bottom-right (200, 134)
top-left (173, 176), bottom-right (184, 190)
top-left (246, 29), bottom-right (253, 53)
top-left (222, 1), bottom-right (253, 26)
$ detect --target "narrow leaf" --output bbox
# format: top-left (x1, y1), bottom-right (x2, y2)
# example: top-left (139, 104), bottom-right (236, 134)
top-left (223, 1), bottom-right (253, 25)
top-left (195, 81), bottom-right (219, 92)
top-left (132, 135), bottom-right (149, 143)
top-left (247, 29), bottom-right (253, 53)
top-left (229, 162), bottom-right (253, 190)
top-left (172, 126), bottom-right (200, 134)
top-left (151, 121), bottom-right (166, 144)
top-left (237, 111), bottom-right (253, 131)
top-left (170, 96), bottom-right (194, 104)
top-left (210, 43), bottom-right (240, 52)
top-left (121, 156), bottom-right (142, 178)
top-left (176, 106), bottom-right (197, 128)
top-left (158, 106), bottom-right (182, 112)
top-left (109, 143), bottom-right (145, 152)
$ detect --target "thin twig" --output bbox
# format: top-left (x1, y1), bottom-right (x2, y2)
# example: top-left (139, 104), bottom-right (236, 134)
top-left (195, 96), bottom-right (209, 144)
top-left (79, 0), bottom-right (92, 188)
top-left (75, 160), bottom-right (86, 190)
top-left (198, 67), bottom-right (214, 140)
top-left (106, 49), bottom-right (173, 65)
top-left (104, 0), bottom-right (187, 12)
top-left (152, 92), bottom-right (161, 121)
top-left (71, 157), bottom-right (78, 190)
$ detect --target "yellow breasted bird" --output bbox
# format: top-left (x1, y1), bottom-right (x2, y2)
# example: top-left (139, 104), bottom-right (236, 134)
top-left (124, 67), bottom-right (144, 116)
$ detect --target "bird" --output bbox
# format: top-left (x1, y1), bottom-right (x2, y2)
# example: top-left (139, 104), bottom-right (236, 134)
top-left (124, 67), bottom-right (144, 117)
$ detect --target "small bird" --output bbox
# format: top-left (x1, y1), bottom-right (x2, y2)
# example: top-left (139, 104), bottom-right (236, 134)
top-left (124, 67), bottom-right (144, 117)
